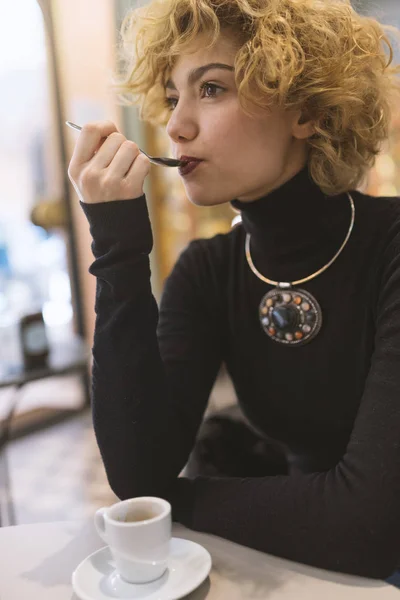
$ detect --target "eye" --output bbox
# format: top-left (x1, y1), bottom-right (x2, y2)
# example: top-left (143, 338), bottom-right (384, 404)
top-left (199, 82), bottom-right (224, 99)
top-left (164, 82), bottom-right (225, 111)
top-left (164, 97), bottom-right (178, 110)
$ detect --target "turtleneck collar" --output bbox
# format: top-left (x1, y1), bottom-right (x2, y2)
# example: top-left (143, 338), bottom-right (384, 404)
top-left (230, 164), bottom-right (352, 283)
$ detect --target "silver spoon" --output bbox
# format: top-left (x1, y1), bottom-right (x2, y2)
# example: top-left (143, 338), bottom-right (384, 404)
top-left (65, 121), bottom-right (188, 167)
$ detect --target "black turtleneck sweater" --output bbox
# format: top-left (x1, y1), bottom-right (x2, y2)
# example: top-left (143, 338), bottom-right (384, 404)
top-left (81, 166), bottom-right (400, 579)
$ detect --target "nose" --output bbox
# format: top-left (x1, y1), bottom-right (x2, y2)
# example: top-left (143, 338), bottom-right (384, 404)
top-left (166, 101), bottom-right (199, 145)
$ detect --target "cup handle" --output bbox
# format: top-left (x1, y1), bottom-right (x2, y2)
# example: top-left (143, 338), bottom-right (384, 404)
top-left (94, 507), bottom-right (108, 544)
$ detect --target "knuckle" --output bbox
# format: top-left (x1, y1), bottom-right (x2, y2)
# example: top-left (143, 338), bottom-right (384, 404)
top-left (102, 173), bottom-right (117, 188)
top-left (82, 120), bottom-right (118, 136)
top-left (138, 153), bottom-right (151, 168)
top-left (80, 167), bottom-right (98, 186)
top-left (109, 132), bottom-right (126, 142)
top-left (67, 163), bottom-right (77, 181)
top-left (81, 122), bottom-right (97, 134)
top-left (124, 140), bottom-right (139, 152)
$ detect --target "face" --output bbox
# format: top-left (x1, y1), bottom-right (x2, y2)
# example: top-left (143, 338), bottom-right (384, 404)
top-left (165, 31), bottom-right (313, 206)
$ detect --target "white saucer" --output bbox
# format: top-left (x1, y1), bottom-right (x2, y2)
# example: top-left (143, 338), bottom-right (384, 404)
top-left (72, 537), bottom-right (212, 600)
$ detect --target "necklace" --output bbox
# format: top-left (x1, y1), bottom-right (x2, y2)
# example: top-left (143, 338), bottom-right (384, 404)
top-left (244, 192), bottom-right (355, 346)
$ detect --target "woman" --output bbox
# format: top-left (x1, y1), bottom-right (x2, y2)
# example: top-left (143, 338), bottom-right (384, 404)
top-left (68, 0), bottom-right (400, 581)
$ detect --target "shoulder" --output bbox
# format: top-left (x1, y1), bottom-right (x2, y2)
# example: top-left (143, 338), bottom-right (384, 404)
top-left (351, 190), bottom-right (400, 313)
top-left (349, 189), bottom-right (400, 259)
top-left (351, 189), bottom-right (400, 232)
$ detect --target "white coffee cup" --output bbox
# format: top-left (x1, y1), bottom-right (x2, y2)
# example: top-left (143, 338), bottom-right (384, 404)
top-left (94, 497), bottom-right (171, 584)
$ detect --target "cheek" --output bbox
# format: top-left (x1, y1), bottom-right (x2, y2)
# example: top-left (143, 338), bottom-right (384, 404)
top-left (208, 112), bottom-right (275, 162)
top-left (203, 117), bottom-right (232, 148)
top-left (202, 104), bottom-right (250, 150)
top-left (215, 117), bottom-right (283, 174)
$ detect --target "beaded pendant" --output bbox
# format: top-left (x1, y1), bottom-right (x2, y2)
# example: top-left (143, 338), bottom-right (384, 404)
top-left (259, 284), bottom-right (322, 346)
top-left (241, 192), bottom-right (355, 347)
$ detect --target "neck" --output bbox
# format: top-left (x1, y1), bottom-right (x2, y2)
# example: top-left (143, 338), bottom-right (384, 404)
top-left (231, 165), bottom-right (352, 283)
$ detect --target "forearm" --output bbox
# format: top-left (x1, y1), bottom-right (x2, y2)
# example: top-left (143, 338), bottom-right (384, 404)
top-left (171, 465), bottom-right (398, 580)
top-left (81, 196), bottom-right (222, 500)
top-left (91, 278), bottom-right (194, 499)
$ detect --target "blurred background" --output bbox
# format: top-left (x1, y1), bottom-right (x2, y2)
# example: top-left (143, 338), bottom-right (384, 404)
top-left (0, 0), bottom-right (399, 526)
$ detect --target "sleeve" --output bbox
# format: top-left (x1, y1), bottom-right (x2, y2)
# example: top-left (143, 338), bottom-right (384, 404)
top-left (80, 196), bottom-right (224, 504)
top-left (170, 223), bottom-right (400, 580)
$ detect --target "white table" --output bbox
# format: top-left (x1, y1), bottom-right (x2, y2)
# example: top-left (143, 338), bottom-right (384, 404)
top-left (0, 520), bottom-right (398, 599)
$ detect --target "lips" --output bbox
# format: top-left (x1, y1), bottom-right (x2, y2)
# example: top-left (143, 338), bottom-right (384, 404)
top-left (180, 155), bottom-right (202, 162)
top-left (178, 157), bottom-right (203, 176)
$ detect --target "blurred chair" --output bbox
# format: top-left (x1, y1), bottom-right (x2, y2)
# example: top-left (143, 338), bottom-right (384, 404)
top-left (0, 383), bottom-right (23, 526)
top-left (0, 335), bottom-right (89, 526)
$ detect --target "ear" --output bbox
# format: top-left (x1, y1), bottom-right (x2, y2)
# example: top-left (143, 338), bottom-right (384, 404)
top-left (292, 110), bottom-right (315, 140)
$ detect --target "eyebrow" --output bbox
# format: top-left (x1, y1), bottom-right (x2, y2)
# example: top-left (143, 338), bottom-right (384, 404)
top-left (164, 62), bottom-right (234, 90)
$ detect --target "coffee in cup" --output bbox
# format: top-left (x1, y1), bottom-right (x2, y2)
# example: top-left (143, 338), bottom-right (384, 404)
top-left (122, 507), bottom-right (160, 523)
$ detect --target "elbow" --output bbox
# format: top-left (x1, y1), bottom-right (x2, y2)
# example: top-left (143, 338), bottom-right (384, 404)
top-left (107, 476), bottom-right (157, 502)
top-left (106, 473), bottom-right (135, 501)
top-left (105, 469), bottom-right (172, 502)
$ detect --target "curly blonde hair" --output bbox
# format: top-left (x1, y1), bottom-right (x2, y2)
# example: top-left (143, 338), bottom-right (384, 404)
top-left (112, 0), bottom-right (400, 196)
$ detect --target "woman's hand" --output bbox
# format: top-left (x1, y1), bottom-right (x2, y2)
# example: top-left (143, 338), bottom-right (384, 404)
top-left (67, 120), bottom-right (151, 204)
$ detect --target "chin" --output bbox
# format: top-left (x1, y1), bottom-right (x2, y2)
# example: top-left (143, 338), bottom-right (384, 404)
top-left (184, 187), bottom-right (233, 207)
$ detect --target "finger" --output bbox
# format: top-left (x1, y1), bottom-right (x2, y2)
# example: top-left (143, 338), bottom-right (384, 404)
top-left (72, 121), bottom-right (119, 165)
top-left (93, 137), bottom-right (107, 155)
top-left (106, 141), bottom-right (141, 177)
top-left (91, 133), bottom-right (130, 170)
top-left (123, 152), bottom-right (151, 184)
